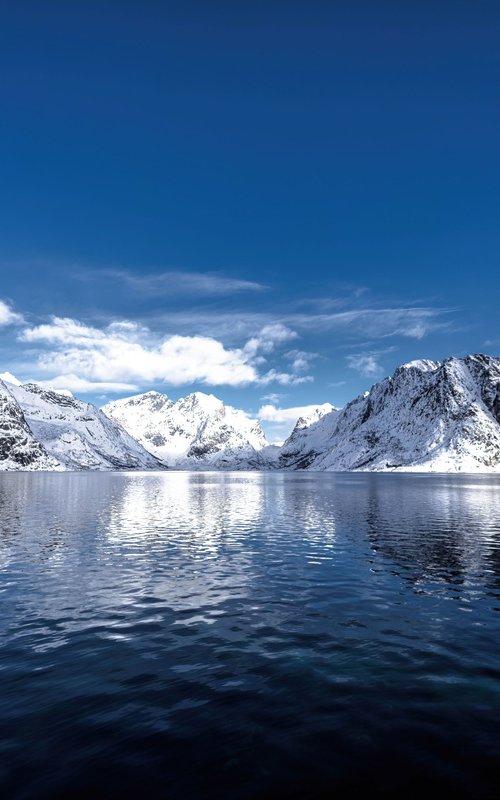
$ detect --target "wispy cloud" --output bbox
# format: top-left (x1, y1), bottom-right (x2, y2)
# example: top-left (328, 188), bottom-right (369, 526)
top-left (243, 323), bottom-right (298, 359)
top-left (346, 353), bottom-right (384, 377)
top-left (257, 369), bottom-right (313, 386)
top-left (85, 269), bottom-right (268, 296)
top-left (346, 347), bottom-right (397, 378)
top-left (260, 392), bottom-right (286, 404)
top-left (284, 349), bottom-right (318, 373)
top-left (145, 305), bottom-right (453, 343)
top-left (288, 307), bottom-right (454, 339)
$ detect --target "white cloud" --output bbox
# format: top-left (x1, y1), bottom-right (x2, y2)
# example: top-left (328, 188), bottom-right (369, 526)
top-left (258, 402), bottom-right (335, 424)
top-left (0, 300), bottom-right (23, 326)
top-left (243, 323), bottom-right (298, 358)
top-left (257, 369), bottom-right (313, 386)
top-left (35, 375), bottom-right (139, 394)
top-left (19, 315), bottom-right (305, 389)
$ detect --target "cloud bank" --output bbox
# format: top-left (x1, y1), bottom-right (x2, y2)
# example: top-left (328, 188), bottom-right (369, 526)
top-left (19, 316), bottom-right (309, 390)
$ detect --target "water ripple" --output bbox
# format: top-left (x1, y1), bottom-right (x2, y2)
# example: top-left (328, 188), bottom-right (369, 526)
top-left (1, 471), bottom-right (500, 798)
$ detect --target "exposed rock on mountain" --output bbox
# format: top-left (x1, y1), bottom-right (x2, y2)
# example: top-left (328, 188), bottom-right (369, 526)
top-left (279, 355), bottom-right (500, 472)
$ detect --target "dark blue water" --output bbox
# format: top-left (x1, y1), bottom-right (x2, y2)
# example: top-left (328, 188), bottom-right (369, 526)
top-left (1, 472), bottom-right (500, 799)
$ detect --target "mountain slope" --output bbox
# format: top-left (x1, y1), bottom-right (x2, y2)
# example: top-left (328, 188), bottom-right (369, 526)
top-left (278, 404), bottom-right (340, 468)
top-left (0, 380), bottom-right (61, 470)
top-left (7, 382), bottom-right (162, 471)
top-left (279, 355), bottom-right (500, 472)
top-left (102, 390), bottom-right (269, 469)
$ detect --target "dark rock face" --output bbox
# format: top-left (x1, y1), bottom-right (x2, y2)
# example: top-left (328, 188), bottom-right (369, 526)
top-left (467, 354), bottom-right (500, 425)
top-left (0, 383), bottom-right (55, 468)
top-left (21, 383), bottom-right (79, 408)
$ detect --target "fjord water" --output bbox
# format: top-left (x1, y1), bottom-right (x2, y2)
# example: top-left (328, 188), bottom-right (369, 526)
top-left (1, 473), bottom-right (500, 798)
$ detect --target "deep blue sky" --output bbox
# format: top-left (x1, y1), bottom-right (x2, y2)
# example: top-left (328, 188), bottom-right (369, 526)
top-left (0, 1), bottom-right (499, 439)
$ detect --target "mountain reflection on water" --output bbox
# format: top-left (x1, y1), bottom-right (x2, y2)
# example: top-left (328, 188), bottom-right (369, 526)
top-left (0, 472), bottom-right (500, 799)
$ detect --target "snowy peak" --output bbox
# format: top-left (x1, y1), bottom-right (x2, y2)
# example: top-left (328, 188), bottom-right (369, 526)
top-left (178, 391), bottom-right (224, 413)
top-left (397, 359), bottom-right (440, 373)
top-left (279, 405), bottom-right (341, 469)
top-left (102, 389), bottom-right (268, 468)
top-left (0, 372), bottom-right (22, 386)
top-left (293, 403), bottom-right (338, 431)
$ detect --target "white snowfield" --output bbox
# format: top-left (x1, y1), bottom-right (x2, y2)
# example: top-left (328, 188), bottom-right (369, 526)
top-left (0, 353), bottom-right (499, 472)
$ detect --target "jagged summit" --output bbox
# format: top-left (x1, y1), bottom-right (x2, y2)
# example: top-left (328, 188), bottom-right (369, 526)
top-left (102, 389), bottom-right (268, 469)
top-left (397, 359), bottom-right (440, 373)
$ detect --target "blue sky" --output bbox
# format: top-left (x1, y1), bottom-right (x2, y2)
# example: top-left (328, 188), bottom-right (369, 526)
top-left (0, 1), bottom-right (499, 441)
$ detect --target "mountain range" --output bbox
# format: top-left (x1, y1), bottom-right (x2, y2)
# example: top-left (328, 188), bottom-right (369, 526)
top-left (1, 353), bottom-right (499, 472)
top-left (0, 377), bottom-right (160, 471)
top-left (102, 390), bottom-right (270, 469)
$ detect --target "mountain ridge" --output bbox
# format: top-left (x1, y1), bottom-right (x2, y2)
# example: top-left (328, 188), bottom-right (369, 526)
top-left (0, 378), bottom-right (162, 471)
top-left (1, 353), bottom-right (499, 472)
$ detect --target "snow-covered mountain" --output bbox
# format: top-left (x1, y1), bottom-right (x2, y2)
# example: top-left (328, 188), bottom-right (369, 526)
top-left (2, 353), bottom-right (500, 472)
top-left (278, 403), bottom-right (340, 469)
top-left (0, 380), bottom-right (60, 470)
top-left (102, 390), bottom-right (269, 469)
top-left (279, 354), bottom-right (500, 472)
top-left (0, 378), bottom-right (161, 471)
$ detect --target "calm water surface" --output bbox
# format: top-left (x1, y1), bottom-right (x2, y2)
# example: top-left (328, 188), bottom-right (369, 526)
top-left (1, 471), bottom-right (500, 798)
